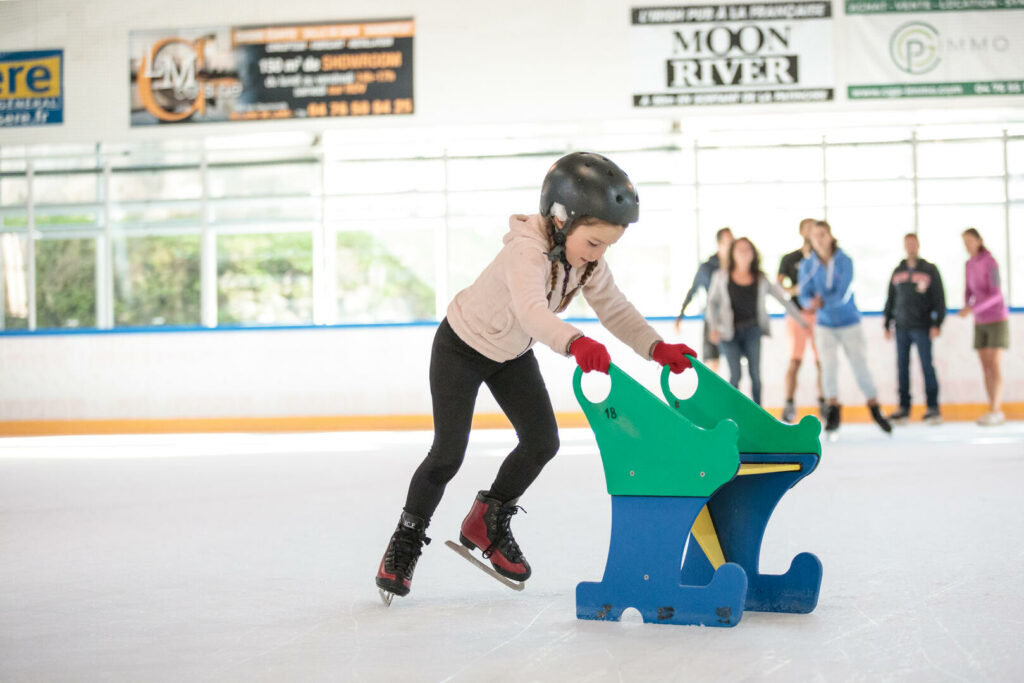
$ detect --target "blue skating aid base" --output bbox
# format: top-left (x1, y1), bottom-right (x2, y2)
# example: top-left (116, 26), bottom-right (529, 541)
top-left (680, 452), bottom-right (823, 614)
top-left (576, 495), bottom-right (748, 627)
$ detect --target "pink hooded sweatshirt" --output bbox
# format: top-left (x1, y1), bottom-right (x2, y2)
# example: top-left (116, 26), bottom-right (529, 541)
top-left (964, 250), bottom-right (1009, 325)
top-left (446, 214), bottom-right (663, 363)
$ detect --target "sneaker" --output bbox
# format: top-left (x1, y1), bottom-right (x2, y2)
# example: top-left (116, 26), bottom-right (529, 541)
top-left (817, 398), bottom-right (828, 420)
top-left (869, 404), bottom-right (892, 434)
top-left (888, 408), bottom-right (910, 425)
top-left (977, 411), bottom-right (1005, 426)
top-left (781, 401), bottom-right (796, 424)
top-left (923, 408), bottom-right (943, 425)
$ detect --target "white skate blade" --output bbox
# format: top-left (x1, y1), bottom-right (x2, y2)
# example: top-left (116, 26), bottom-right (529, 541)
top-left (444, 540), bottom-right (525, 592)
top-left (378, 588), bottom-right (395, 607)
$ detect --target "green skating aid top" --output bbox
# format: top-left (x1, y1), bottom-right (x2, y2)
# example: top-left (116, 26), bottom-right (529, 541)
top-left (573, 363), bottom-right (740, 497)
top-left (660, 361), bottom-right (822, 456)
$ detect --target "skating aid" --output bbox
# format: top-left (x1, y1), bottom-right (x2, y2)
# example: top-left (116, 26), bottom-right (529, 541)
top-left (573, 360), bottom-right (823, 627)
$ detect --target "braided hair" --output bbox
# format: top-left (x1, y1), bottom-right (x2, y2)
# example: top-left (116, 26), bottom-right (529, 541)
top-left (545, 217), bottom-right (600, 313)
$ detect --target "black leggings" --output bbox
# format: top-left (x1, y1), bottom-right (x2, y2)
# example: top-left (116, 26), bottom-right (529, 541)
top-left (403, 319), bottom-right (560, 521)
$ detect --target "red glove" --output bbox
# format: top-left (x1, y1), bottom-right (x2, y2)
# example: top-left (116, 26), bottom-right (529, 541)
top-left (569, 336), bottom-right (611, 374)
top-left (652, 341), bottom-right (696, 374)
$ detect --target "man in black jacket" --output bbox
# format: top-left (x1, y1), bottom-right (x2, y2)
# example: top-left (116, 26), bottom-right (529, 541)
top-left (883, 233), bottom-right (946, 424)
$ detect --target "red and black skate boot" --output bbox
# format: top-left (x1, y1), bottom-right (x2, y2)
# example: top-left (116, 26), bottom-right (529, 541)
top-left (459, 491), bottom-right (531, 582)
top-left (375, 511), bottom-right (430, 606)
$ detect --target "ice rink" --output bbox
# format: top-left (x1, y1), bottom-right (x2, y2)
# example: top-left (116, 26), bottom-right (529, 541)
top-left (2, 422), bottom-right (1023, 682)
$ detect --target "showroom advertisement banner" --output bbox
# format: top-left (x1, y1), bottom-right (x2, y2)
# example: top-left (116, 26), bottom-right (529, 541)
top-left (845, 2), bottom-right (1024, 99)
top-left (631, 2), bottom-right (834, 107)
top-left (0, 49), bottom-right (64, 127)
top-left (129, 19), bottom-right (414, 125)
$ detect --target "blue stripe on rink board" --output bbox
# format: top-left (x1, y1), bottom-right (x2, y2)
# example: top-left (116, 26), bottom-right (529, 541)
top-left (2, 308), bottom-right (1021, 337)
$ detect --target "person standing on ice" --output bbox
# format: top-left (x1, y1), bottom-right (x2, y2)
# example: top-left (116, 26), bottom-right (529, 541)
top-left (705, 236), bottom-right (806, 406)
top-left (776, 218), bottom-right (826, 423)
top-left (958, 227), bottom-right (1009, 426)
top-left (798, 220), bottom-right (892, 437)
top-left (674, 227), bottom-right (733, 374)
top-left (882, 232), bottom-right (946, 425)
top-left (375, 152), bottom-right (697, 603)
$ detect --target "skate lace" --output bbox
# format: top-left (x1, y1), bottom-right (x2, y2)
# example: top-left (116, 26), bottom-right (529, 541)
top-left (482, 505), bottom-right (526, 563)
top-left (390, 528), bottom-right (431, 577)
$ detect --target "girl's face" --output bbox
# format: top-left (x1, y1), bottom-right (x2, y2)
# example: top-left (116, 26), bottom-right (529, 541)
top-left (962, 232), bottom-right (981, 256)
top-left (563, 220), bottom-right (626, 269)
top-left (732, 239), bottom-right (754, 272)
top-left (810, 225), bottom-right (833, 257)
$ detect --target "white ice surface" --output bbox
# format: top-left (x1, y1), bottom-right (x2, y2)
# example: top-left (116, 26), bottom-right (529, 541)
top-left (1, 423), bottom-right (1023, 682)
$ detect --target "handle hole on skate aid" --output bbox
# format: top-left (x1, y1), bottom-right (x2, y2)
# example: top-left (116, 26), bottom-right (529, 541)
top-left (665, 362), bottom-right (699, 401)
top-left (579, 370), bottom-right (611, 404)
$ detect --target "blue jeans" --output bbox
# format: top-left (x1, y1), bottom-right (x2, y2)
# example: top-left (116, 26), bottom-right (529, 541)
top-left (896, 326), bottom-right (939, 410)
top-left (719, 324), bottom-right (762, 405)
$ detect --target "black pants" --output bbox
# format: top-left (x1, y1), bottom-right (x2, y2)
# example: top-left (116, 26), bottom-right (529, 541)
top-left (403, 319), bottom-right (560, 521)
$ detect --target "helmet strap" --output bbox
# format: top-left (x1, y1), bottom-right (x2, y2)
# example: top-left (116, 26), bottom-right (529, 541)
top-left (545, 216), bottom-right (571, 265)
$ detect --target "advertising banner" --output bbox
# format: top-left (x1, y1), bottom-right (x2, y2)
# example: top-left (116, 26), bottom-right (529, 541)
top-left (845, 2), bottom-right (1024, 99)
top-left (129, 19), bottom-right (413, 125)
top-left (631, 2), bottom-right (834, 107)
top-left (0, 49), bottom-right (64, 127)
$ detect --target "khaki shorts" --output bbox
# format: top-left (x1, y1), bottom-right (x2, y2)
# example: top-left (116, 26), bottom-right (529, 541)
top-left (974, 319), bottom-right (1009, 350)
top-left (787, 310), bottom-right (818, 361)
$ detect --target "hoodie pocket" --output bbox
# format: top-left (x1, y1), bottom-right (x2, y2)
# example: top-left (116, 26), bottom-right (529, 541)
top-left (486, 307), bottom-right (516, 340)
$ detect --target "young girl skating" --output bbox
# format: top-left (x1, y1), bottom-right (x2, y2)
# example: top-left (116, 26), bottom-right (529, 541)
top-left (375, 152), bottom-right (696, 602)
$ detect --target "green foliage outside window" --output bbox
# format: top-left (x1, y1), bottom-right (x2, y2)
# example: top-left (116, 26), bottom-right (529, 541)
top-left (35, 238), bottom-right (96, 328)
top-left (217, 232), bottom-right (314, 325)
top-left (114, 235), bottom-right (201, 326)
top-left (337, 231), bottom-right (435, 321)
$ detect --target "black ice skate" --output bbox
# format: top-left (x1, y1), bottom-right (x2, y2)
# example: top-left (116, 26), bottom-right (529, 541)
top-left (870, 404), bottom-right (893, 435)
top-left (824, 404), bottom-right (841, 441)
top-left (888, 407), bottom-right (910, 425)
top-left (375, 511), bottom-right (430, 606)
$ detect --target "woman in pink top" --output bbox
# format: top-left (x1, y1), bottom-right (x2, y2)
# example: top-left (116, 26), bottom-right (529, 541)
top-left (375, 152), bottom-right (698, 604)
top-left (957, 227), bottom-right (1010, 425)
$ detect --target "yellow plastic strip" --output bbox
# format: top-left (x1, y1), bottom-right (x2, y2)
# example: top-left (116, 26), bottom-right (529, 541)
top-left (691, 505), bottom-right (726, 569)
top-left (737, 463), bottom-right (802, 476)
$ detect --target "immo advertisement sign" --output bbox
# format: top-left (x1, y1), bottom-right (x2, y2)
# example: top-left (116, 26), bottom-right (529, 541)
top-left (631, 2), bottom-right (835, 107)
top-left (129, 19), bottom-right (414, 125)
top-left (0, 49), bottom-right (64, 127)
top-left (845, 0), bottom-right (1024, 99)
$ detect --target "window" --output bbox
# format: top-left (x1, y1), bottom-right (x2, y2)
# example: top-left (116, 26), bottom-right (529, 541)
top-left (2, 125), bottom-right (1022, 334)
top-left (1, 232), bottom-right (29, 330)
top-left (35, 238), bottom-right (97, 329)
top-left (217, 232), bottom-right (314, 325)
top-left (336, 222), bottom-right (436, 322)
top-left (113, 235), bottom-right (201, 327)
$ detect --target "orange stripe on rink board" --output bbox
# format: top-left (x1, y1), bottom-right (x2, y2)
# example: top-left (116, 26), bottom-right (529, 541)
top-left (0, 403), bottom-right (1020, 437)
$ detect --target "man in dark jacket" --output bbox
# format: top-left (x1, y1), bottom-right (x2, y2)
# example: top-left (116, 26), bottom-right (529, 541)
top-left (675, 227), bottom-right (733, 373)
top-left (883, 233), bottom-right (946, 424)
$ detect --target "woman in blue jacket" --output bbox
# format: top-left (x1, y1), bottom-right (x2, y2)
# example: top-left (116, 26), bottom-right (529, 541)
top-left (798, 221), bottom-right (892, 436)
